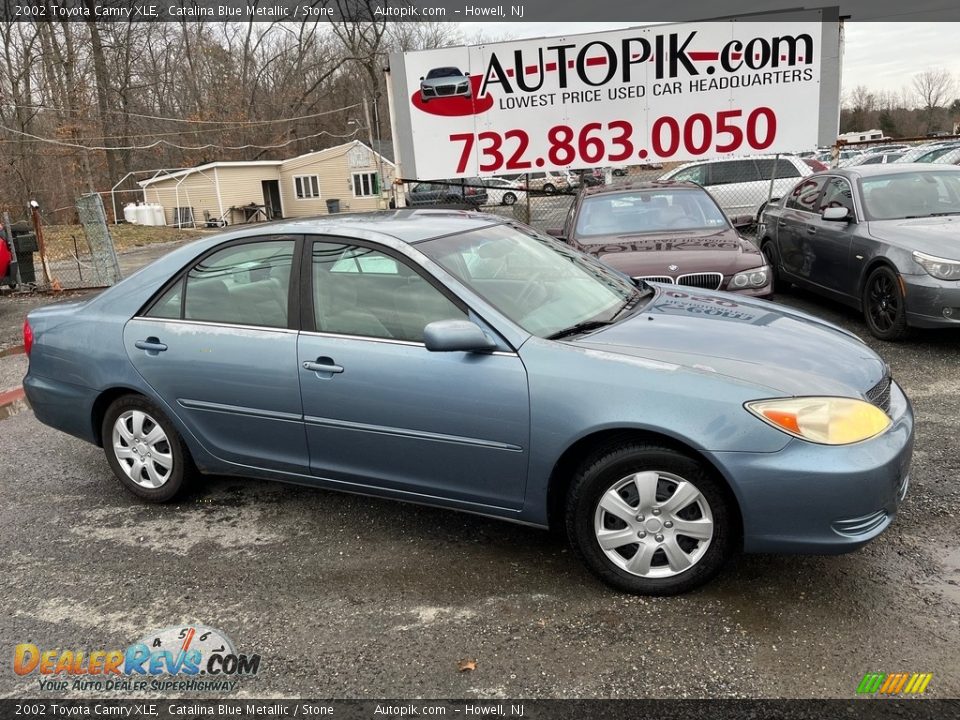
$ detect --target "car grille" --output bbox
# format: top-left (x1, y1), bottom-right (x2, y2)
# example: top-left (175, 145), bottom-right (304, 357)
top-left (436, 86), bottom-right (455, 96)
top-left (831, 509), bottom-right (889, 537)
top-left (636, 275), bottom-right (674, 284)
top-left (866, 375), bottom-right (892, 414)
top-left (677, 272), bottom-right (724, 290)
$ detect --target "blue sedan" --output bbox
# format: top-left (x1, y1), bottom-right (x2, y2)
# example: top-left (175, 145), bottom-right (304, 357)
top-left (23, 211), bottom-right (913, 595)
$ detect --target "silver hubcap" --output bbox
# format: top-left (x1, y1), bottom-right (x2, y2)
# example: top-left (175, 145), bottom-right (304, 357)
top-left (112, 410), bottom-right (173, 489)
top-left (594, 471), bottom-right (714, 578)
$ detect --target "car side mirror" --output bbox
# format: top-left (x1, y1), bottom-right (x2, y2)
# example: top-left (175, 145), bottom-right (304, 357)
top-left (822, 206), bottom-right (851, 222)
top-left (546, 228), bottom-right (566, 241)
top-left (419, 76), bottom-right (425, 81)
top-left (424, 320), bottom-right (497, 353)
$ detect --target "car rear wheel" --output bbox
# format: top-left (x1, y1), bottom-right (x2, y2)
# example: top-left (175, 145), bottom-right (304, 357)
top-left (565, 443), bottom-right (734, 595)
top-left (863, 266), bottom-right (909, 341)
top-left (543, 183), bottom-right (556, 194)
top-left (102, 395), bottom-right (196, 502)
top-left (502, 192), bottom-right (517, 206)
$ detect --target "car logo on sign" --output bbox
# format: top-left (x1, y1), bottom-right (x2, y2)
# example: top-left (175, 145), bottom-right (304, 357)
top-left (668, 264), bottom-right (679, 271)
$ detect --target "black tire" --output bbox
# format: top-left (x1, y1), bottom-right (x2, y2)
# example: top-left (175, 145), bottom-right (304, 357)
top-left (543, 183), bottom-right (556, 194)
top-left (101, 394), bottom-right (197, 503)
top-left (863, 266), bottom-right (909, 341)
top-left (565, 443), bottom-right (735, 595)
top-left (502, 192), bottom-right (517, 206)
top-left (760, 239), bottom-right (782, 293)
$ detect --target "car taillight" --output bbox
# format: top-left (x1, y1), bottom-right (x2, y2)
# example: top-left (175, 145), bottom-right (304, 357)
top-left (465, 187), bottom-right (477, 195)
top-left (23, 319), bottom-right (33, 356)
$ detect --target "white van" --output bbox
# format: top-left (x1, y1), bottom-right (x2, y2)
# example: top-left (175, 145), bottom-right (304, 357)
top-left (659, 155), bottom-right (812, 219)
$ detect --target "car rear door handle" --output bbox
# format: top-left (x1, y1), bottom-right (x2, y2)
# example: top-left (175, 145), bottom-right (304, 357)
top-left (807, 226), bottom-right (817, 235)
top-left (777, 220), bottom-right (787, 227)
top-left (303, 358), bottom-right (344, 375)
top-left (135, 337), bottom-right (167, 353)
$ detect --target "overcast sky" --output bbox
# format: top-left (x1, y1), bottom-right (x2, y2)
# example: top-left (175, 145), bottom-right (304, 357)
top-left (475, 22), bottom-right (960, 100)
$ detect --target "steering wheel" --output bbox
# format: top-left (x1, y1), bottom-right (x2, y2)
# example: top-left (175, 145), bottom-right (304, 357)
top-left (515, 270), bottom-right (551, 308)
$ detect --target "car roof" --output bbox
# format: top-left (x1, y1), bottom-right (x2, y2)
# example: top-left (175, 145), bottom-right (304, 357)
top-left (204, 209), bottom-right (506, 247)
top-left (814, 163), bottom-right (960, 179)
top-left (667, 154), bottom-right (799, 172)
top-left (582, 180), bottom-right (703, 196)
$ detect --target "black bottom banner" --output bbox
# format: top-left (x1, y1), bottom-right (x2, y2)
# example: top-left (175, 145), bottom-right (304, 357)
top-left (4, 699), bottom-right (959, 720)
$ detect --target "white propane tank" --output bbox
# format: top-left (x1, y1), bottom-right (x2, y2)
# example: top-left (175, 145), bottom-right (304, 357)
top-left (134, 204), bottom-right (150, 225)
top-left (150, 205), bottom-right (165, 226)
top-left (123, 203), bottom-right (137, 224)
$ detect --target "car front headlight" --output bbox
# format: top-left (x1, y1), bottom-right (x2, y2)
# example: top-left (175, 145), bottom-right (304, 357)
top-left (913, 251), bottom-right (960, 281)
top-left (746, 397), bottom-right (891, 445)
top-left (730, 266), bottom-right (769, 289)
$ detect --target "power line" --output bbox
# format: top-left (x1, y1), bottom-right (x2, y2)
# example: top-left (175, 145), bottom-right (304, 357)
top-left (0, 123), bottom-right (362, 151)
top-left (0, 102), bottom-right (361, 126)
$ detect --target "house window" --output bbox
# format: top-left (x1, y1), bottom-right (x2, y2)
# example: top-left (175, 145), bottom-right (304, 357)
top-left (352, 172), bottom-right (380, 198)
top-left (294, 175), bottom-right (320, 199)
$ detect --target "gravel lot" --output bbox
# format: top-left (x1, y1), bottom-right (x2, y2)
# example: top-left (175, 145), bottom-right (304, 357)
top-left (1, 239), bottom-right (958, 700)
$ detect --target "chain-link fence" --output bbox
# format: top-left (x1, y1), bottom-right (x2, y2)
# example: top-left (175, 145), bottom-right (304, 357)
top-left (2, 194), bottom-right (122, 292)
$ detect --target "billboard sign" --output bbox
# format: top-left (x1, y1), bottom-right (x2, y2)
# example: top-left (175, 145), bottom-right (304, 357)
top-left (387, 12), bottom-right (841, 180)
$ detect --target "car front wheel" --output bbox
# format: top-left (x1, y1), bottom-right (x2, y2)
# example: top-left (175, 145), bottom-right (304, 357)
top-left (502, 192), bottom-right (517, 206)
top-left (566, 443), bottom-right (734, 595)
top-left (863, 266), bottom-right (909, 341)
top-left (102, 395), bottom-right (196, 502)
top-left (543, 183), bottom-right (556, 194)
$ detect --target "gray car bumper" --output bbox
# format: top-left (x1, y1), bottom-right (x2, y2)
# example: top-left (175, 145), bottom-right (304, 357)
top-left (902, 272), bottom-right (960, 328)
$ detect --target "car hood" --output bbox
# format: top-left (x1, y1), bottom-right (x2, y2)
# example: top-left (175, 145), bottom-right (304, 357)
top-left (422, 76), bottom-right (466, 87)
top-left (569, 289), bottom-right (886, 397)
top-left (579, 228), bottom-right (763, 277)
top-left (867, 216), bottom-right (960, 258)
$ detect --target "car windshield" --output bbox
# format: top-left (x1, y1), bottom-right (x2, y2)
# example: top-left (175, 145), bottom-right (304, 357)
top-left (418, 223), bottom-right (646, 339)
top-left (861, 170), bottom-right (960, 220)
top-left (574, 189), bottom-right (730, 238)
top-left (426, 67), bottom-right (461, 79)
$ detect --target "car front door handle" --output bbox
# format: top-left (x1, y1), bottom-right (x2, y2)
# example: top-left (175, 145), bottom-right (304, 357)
top-left (135, 338), bottom-right (168, 353)
top-left (807, 226), bottom-right (817, 235)
top-left (303, 358), bottom-right (344, 375)
top-left (777, 220), bottom-right (787, 227)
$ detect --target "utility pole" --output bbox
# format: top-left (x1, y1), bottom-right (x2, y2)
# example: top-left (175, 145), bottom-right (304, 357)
top-left (364, 95), bottom-right (389, 209)
top-left (30, 201), bottom-right (55, 288)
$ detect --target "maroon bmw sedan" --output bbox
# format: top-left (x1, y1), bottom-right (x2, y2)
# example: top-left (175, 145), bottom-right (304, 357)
top-left (549, 181), bottom-right (772, 297)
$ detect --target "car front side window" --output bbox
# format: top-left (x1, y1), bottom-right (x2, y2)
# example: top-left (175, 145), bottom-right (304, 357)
top-left (312, 241), bottom-right (466, 343)
top-left (819, 178), bottom-right (857, 218)
top-left (785, 177), bottom-right (828, 213)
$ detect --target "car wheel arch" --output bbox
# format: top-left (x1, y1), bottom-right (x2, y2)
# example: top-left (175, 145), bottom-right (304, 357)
top-left (91, 387), bottom-right (148, 447)
top-left (545, 427), bottom-right (743, 544)
top-left (857, 257), bottom-right (904, 304)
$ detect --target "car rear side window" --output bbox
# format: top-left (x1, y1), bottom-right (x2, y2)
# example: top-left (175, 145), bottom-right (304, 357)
top-left (311, 242), bottom-right (466, 343)
top-left (755, 158), bottom-right (801, 180)
top-left (708, 160), bottom-right (761, 185)
top-left (171, 240), bottom-right (295, 328)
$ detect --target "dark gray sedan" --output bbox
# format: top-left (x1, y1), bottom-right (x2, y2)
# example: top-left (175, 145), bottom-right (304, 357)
top-left (758, 164), bottom-right (960, 340)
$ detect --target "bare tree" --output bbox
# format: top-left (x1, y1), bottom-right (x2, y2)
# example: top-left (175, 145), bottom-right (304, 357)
top-left (912, 68), bottom-right (955, 110)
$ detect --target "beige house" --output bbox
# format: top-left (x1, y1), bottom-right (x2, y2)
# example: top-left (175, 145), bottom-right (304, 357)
top-left (137, 141), bottom-right (396, 227)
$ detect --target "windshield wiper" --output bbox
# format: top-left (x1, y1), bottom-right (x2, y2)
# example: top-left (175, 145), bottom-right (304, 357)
top-left (547, 320), bottom-right (612, 341)
top-left (607, 286), bottom-right (653, 323)
top-left (928, 211), bottom-right (960, 217)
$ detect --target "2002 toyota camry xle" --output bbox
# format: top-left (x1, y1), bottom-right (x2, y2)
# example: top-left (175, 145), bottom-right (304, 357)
top-left (23, 211), bottom-right (913, 595)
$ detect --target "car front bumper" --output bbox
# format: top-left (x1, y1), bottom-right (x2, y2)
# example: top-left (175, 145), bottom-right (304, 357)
top-left (708, 379), bottom-right (914, 554)
top-left (902, 272), bottom-right (960, 328)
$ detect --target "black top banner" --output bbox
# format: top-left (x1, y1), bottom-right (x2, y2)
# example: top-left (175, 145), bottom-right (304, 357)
top-left (2, 0), bottom-right (960, 22)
